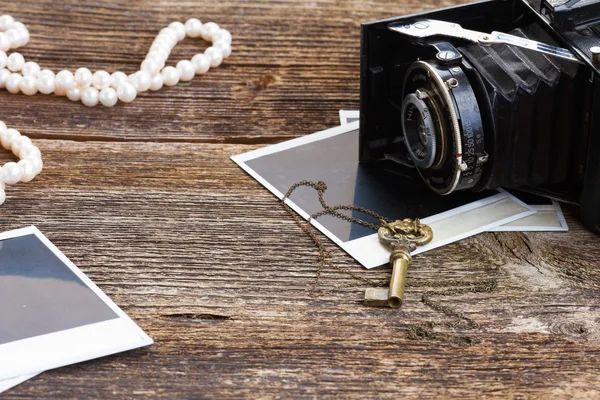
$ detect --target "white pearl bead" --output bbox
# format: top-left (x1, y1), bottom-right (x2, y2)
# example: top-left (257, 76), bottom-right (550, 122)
top-left (21, 61), bottom-right (40, 77)
top-left (117, 81), bottom-right (137, 103)
top-left (37, 70), bottom-right (55, 94)
top-left (15, 29), bottom-right (29, 47)
top-left (0, 15), bottom-right (15, 30)
top-left (0, 51), bottom-right (6, 69)
top-left (6, 29), bottom-right (22, 49)
top-left (55, 70), bottom-right (75, 92)
top-left (151, 38), bottom-right (170, 49)
top-left (214, 40), bottom-right (232, 58)
top-left (159, 28), bottom-right (179, 46)
top-left (0, 68), bottom-right (10, 88)
top-left (28, 157), bottom-right (43, 175)
top-left (185, 18), bottom-right (203, 38)
top-left (147, 51), bottom-right (166, 67)
top-left (110, 71), bottom-right (128, 88)
top-left (5, 73), bottom-right (22, 94)
top-left (7, 52), bottom-right (24, 72)
top-left (1, 162), bottom-right (22, 185)
top-left (39, 69), bottom-right (55, 78)
top-left (0, 33), bottom-right (9, 52)
top-left (54, 86), bottom-right (67, 96)
top-left (127, 73), bottom-right (139, 88)
top-left (205, 46), bottom-right (224, 67)
top-left (149, 73), bottom-right (163, 91)
top-left (1, 128), bottom-right (20, 150)
top-left (81, 86), bottom-right (99, 107)
top-left (135, 70), bottom-right (152, 92)
top-left (75, 67), bottom-right (93, 88)
top-left (99, 87), bottom-right (118, 107)
top-left (18, 159), bottom-right (37, 182)
top-left (191, 54), bottom-right (211, 74)
top-left (19, 75), bottom-right (38, 95)
top-left (161, 66), bottom-right (179, 86)
top-left (92, 70), bottom-right (111, 90)
top-left (201, 22), bottom-right (220, 41)
top-left (0, 186), bottom-right (5, 206)
top-left (19, 143), bottom-right (41, 159)
top-left (149, 45), bottom-right (170, 61)
top-left (66, 86), bottom-right (82, 101)
top-left (213, 29), bottom-right (232, 44)
top-left (11, 135), bottom-right (32, 156)
top-left (176, 60), bottom-right (195, 82)
top-left (0, 121), bottom-right (5, 133)
top-left (141, 59), bottom-right (160, 77)
top-left (11, 22), bottom-right (27, 31)
top-left (169, 21), bottom-right (186, 41)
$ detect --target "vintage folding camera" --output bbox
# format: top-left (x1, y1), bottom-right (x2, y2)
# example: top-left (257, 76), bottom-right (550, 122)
top-left (359, 0), bottom-right (600, 232)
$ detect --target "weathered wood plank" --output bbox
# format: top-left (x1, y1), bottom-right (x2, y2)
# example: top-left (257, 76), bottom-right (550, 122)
top-left (2, 140), bottom-right (600, 398)
top-left (3, 0), bottom-right (600, 397)
top-left (0, 0), bottom-right (473, 143)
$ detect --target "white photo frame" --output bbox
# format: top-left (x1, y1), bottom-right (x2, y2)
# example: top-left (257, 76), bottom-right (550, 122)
top-left (232, 122), bottom-right (536, 269)
top-left (0, 374), bottom-right (38, 393)
top-left (339, 109), bottom-right (360, 125)
top-left (489, 201), bottom-right (568, 232)
top-left (0, 226), bottom-right (153, 383)
top-left (339, 110), bottom-right (569, 234)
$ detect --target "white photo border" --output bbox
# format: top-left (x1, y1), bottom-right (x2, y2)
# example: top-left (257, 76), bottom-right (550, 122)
top-left (0, 226), bottom-right (153, 383)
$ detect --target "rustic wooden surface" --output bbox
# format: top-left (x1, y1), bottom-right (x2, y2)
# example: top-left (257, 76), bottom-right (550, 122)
top-left (2, 0), bottom-right (600, 398)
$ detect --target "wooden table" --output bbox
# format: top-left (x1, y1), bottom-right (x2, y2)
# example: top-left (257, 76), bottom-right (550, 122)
top-left (2, 0), bottom-right (600, 398)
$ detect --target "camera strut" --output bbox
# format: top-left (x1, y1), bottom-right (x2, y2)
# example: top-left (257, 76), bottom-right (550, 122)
top-left (389, 19), bottom-right (584, 64)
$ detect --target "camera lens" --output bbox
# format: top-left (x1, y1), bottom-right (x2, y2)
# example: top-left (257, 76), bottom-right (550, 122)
top-left (401, 93), bottom-right (438, 169)
top-left (401, 60), bottom-right (487, 194)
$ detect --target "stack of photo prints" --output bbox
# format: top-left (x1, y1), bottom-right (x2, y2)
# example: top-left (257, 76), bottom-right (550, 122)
top-left (232, 110), bottom-right (568, 270)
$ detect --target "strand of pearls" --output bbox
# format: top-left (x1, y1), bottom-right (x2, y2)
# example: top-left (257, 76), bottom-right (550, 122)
top-left (0, 121), bottom-right (43, 205)
top-left (0, 15), bottom-right (232, 106)
top-left (0, 15), bottom-right (231, 207)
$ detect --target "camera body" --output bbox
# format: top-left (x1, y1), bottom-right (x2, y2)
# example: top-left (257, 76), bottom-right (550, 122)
top-left (359, 0), bottom-right (600, 233)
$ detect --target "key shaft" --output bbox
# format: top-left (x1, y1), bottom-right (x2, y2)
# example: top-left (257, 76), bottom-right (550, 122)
top-left (388, 246), bottom-right (412, 308)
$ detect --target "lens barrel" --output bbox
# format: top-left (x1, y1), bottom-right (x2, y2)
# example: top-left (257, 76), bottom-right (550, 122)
top-left (401, 60), bottom-right (488, 195)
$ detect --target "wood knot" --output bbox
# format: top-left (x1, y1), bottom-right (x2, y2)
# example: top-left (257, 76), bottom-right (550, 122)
top-left (548, 321), bottom-right (588, 337)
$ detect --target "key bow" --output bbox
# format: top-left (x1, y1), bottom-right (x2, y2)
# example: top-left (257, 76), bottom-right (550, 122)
top-left (378, 218), bottom-right (433, 248)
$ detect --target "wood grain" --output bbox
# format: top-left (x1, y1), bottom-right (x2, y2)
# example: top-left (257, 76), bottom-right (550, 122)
top-left (0, 0), bottom-right (472, 143)
top-left (2, 0), bottom-right (600, 399)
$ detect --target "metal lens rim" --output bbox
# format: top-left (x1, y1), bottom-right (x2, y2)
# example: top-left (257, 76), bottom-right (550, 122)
top-left (404, 61), bottom-right (464, 195)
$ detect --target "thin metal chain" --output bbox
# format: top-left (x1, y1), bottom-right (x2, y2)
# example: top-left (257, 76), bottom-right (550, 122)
top-left (282, 180), bottom-right (389, 288)
top-left (286, 180), bottom-right (392, 230)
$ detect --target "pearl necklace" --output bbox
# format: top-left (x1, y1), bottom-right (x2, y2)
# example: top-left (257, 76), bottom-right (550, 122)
top-left (0, 120), bottom-right (43, 205)
top-left (0, 15), bottom-right (232, 106)
top-left (0, 15), bottom-right (231, 206)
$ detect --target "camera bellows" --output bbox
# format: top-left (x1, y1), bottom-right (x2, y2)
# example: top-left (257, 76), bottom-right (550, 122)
top-left (459, 23), bottom-right (586, 189)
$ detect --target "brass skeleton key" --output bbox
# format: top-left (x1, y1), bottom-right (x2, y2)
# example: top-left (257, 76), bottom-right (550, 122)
top-left (364, 219), bottom-right (433, 309)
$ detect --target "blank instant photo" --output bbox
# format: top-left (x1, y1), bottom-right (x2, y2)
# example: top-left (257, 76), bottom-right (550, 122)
top-left (0, 226), bottom-right (153, 390)
top-left (488, 190), bottom-right (568, 232)
top-left (339, 110), bottom-right (569, 233)
top-left (232, 121), bottom-right (535, 269)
